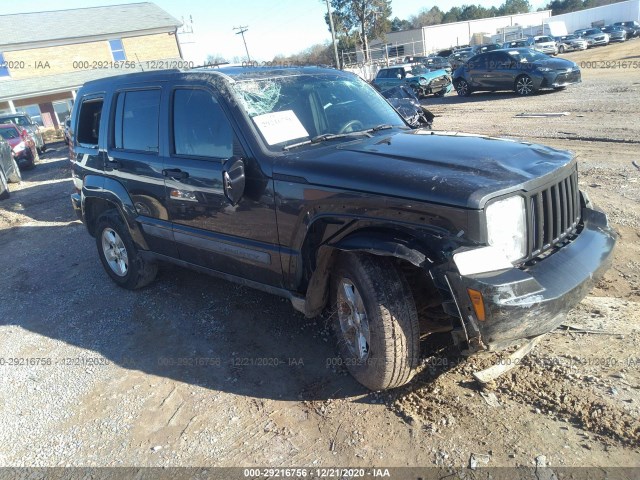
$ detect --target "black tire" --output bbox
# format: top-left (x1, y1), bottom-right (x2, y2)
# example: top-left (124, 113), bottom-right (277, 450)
top-left (433, 88), bottom-right (447, 97)
top-left (0, 169), bottom-right (9, 200)
top-left (454, 79), bottom-right (472, 97)
top-left (24, 148), bottom-right (37, 169)
top-left (7, 157), bottom-right (21, 183)
top-left (330, 253), bottom-right (420, 390)
top-left (559, 45), bottom-right (565, 53)
top-left (95, 210), bottom-right (158, 289)
top-left (515, 75), bottom-right (536, 96)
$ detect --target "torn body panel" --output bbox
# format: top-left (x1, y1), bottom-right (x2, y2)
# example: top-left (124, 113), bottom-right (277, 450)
top-left (441, 206), bottom-right (616, 351)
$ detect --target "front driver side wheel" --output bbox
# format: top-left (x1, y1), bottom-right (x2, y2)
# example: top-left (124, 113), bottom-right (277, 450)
top-left (515, 75), bottom-right (536, 96)
top-left (95, 210), bottom-right (158, 289)
top-left (330, 253), bottom-right (420, 390)
top-left (455, 79), bottom-right (472, 97)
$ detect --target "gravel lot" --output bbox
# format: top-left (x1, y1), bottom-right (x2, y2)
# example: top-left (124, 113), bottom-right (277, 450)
top-left (0, 40), bottom-right (639, 473)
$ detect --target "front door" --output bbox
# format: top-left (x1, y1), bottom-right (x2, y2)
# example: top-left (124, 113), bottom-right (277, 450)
top-left (161, 83), bottom-right (282, 287)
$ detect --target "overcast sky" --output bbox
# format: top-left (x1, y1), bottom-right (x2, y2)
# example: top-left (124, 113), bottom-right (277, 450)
top-left (1, 0), bottom-right (549, 61)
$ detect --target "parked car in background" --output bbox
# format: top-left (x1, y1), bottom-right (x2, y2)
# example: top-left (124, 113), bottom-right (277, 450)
top-left (528, 36), bottom-right (558, 55)
top-left (613, 21), bottom-right (640, 37)
top-left (471, 43), bottom-right (503, 54)
top-left (373, 64), bottom-right (452, 98)
top-left (422, 56), bottom-right (453, 74)
top-left (404, 56), bottom-right (452, 74)
top-left (448, 50), bottom-right (474, 71)
top-left (0, 112), bottom-right (46, 154)
top-left (0, 136), bottom-right (21, 200)
top-left (502, 39), bottom-right (529, 48)
top-left (0, 124), bottom-right (38, 169)
top-left (554, 35), bottom-right (589, 53)
top-left (435, 47), bottom-right (457, 58)
top-left (575, 28), bottom-right (610, 46)
top-left (453, 48), bottom-right (581, 97)
top-left (601, 25), bottom-right (627, 42)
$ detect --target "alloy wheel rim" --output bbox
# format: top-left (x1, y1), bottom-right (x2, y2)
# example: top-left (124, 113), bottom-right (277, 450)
top-left (337, 279), bottom-right (371, 361)
top-left (517, 77), bottom-right (533, 95)
top-left (101, 228), bottom-right (129, 277)
top-left (458, 81), bottom-right (468, 95)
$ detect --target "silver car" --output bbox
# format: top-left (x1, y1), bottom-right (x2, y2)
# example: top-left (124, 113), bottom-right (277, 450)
top-left (529, 36), bottom-right (558, 56)
top-left (575, 28), bottom-right (610, 47)
top-left (0, 136), bottom-right (21, 200)
top-left (554, 35), bottom-right (588, 53)
top-left (0, 113), bottom-right (46, 154)
top-left (601, 25), bottom-right (627, 43)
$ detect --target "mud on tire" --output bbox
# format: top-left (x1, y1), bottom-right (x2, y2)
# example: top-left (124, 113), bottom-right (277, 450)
top-left (330, 253), bottom-right (420, 391)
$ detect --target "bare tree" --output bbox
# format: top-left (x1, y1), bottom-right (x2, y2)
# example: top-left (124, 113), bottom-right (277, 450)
top-left (328, 0), bottom-right (392, 61)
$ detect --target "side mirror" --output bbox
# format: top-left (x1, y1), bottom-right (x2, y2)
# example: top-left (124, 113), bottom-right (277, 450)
top-left (222, 156), bottom-right (246, 206)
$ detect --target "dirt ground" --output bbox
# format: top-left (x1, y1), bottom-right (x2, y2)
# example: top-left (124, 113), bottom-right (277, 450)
top-left (0, 40), bottom-right (639, 473)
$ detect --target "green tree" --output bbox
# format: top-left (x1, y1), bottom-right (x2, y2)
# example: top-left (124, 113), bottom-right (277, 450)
top-left (390, 16), bottom-right (412, 31)
top-left (409, 6), bottom-right (444, 28)
top-left (328, 0), bottom-right (392, 61)
top-left (442, 6), bottom-right (462, 23)
top-left (459, 5), bottom-right (489, 21)
top-left (499, 0), bottom-right (532, 14)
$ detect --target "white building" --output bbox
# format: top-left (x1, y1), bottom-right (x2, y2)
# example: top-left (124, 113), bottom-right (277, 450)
top-left (547, 0), bottom-right (640, 32)
top-left (363, 10), bottom-right (551, 62)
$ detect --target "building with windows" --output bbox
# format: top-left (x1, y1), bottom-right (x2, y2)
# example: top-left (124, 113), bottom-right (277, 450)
top-left (0, 2), bottom-right (182, 129)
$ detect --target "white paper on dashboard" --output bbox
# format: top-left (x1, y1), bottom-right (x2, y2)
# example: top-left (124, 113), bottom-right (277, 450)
top-left (252, 110), bottom-right (309, 145)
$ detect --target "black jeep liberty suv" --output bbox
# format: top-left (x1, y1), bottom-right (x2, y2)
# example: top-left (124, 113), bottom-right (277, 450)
top-left (70, 67), bottom-right (616, 390)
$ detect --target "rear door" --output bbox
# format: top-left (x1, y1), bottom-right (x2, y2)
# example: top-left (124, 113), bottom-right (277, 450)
top-left (106, 85), bottom-right (177, 257)
top-left (161, 80), bottom-right (282, 287)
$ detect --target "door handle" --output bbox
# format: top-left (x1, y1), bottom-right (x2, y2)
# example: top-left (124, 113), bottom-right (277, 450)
top-left (162, 168), bottom-right (189, 180)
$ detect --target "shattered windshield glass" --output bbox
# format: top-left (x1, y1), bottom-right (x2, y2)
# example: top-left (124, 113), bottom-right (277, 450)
top-left (231, 73), bottom-right (404, 149)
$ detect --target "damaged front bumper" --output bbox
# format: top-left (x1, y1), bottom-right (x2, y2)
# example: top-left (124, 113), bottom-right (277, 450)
top-left (444, 207), bottom-right (616, 351)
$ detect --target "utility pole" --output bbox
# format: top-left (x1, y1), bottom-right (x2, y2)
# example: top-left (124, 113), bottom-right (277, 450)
top-left (325, 0), bottom-right (340, 69)
top-left (233, 26), bottom-right (251, 63)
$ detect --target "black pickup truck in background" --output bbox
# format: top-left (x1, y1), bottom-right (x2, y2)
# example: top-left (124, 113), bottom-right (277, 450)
top-left (69, 67), bottom-right (616, 390)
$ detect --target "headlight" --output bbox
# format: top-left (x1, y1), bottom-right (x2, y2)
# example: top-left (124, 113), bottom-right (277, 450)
top-left (418, 78), bottom-right (428, 86)
top-left (537, 66), bottom-right (553, 72)
top-left (486, 196), bottom-right (527, 262)
top-left (13, 142), bottom-right (26, 154)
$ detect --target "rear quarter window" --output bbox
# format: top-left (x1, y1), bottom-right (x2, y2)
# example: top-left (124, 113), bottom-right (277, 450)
top-left (76, 98), bottom-right (104, 147)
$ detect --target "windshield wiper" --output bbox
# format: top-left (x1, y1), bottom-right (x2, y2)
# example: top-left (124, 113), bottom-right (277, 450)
top-left (283, 131), bottom-right (372, 151)
top-left (367, 124), bottom-right (394, 133)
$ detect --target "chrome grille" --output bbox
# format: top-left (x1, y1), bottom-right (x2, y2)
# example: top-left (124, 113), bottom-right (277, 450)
top-left (524, 169), bottom-right (581, 260)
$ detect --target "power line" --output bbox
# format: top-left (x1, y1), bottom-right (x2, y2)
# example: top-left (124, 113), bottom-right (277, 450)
top-left (233, 26), bottom-right (252, 63)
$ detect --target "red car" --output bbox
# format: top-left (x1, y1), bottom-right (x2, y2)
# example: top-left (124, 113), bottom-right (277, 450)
top-left (0, 124), bottom-right (38, 169)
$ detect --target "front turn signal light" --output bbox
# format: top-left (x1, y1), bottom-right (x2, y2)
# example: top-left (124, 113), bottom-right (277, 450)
top-left (467, 288), bottom-right (486, 322)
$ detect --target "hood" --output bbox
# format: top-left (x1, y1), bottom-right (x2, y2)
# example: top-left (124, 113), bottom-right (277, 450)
top-left (273, 130), bottom-right (575, 209)
top-left (534, 57), bottom-right (578, 69)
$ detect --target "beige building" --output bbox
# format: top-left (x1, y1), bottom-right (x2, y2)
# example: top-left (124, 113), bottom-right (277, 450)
top-left (0, 2), bottom-right (182, 129)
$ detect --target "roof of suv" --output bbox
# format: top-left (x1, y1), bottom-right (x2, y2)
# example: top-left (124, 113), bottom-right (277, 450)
top-left (80, 66), bottom-right (344, 90)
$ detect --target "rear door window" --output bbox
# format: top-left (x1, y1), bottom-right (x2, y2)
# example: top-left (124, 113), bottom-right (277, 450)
top-left (114, 89), bottom-right (160, 153)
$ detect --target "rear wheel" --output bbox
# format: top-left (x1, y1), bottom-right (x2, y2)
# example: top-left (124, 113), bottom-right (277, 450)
top-left (0, 169), bottom-right (9, 200)
top-left (95, 210), bottom-right (158, 289)
top-left (330, 253), bottom-right (420, 390)
top-left (7, 157), bottom-right (21, 183)
top-left (454, 79), bottom-right (472, 97)
top-left (515, 75), bottom-right (536, 96)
